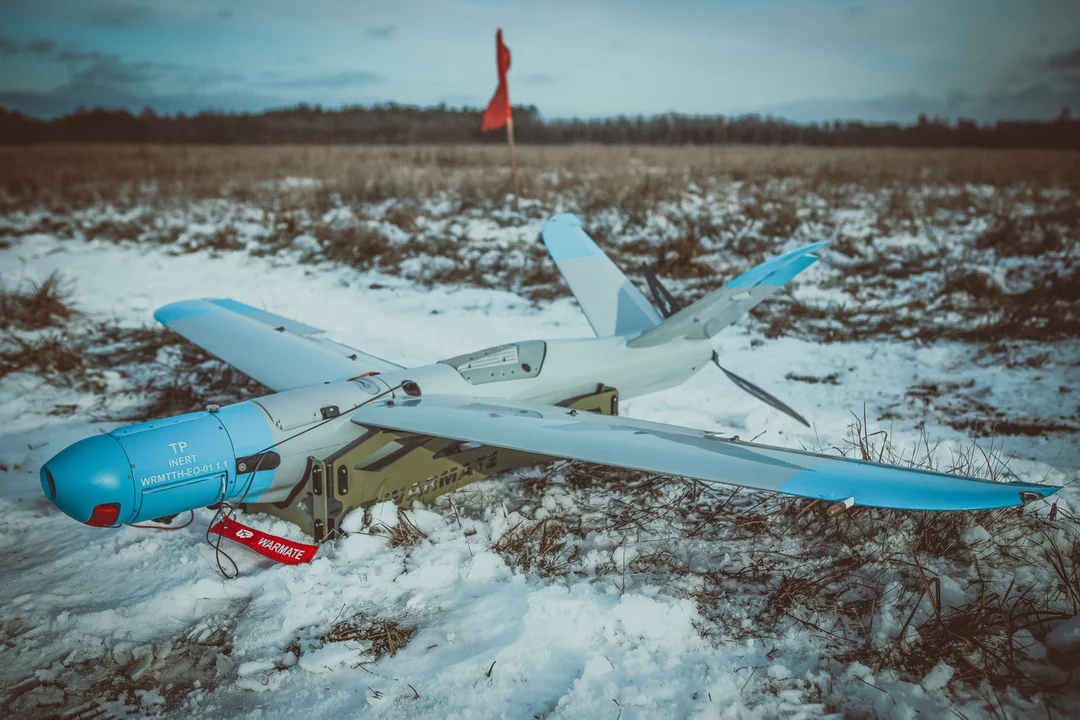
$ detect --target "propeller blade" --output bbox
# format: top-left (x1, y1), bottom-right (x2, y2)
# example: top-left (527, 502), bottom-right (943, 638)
top-left (650, 269), bottom-right (809, 427)
top-left (713, 352), bottom-right (810, 427)
top-left (644, 268), bottom-right (681, 319)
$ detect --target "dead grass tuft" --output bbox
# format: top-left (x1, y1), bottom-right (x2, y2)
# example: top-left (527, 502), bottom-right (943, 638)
top-left (0, 332), bottom-right (87, 383)
top-left (321, 615), bottom-right (417, 660)
top-left (492, 513), bottom-right (582, 577)
top-left (364, 508), bottom-right (429, 548)
top-left (321, 226), bottom-right (395, 270)
top-left (0, 271), bottom-right (76, 331)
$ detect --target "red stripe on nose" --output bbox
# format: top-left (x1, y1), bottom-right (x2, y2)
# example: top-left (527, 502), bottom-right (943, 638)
top-left (87, 503), bottom-right (121, 527)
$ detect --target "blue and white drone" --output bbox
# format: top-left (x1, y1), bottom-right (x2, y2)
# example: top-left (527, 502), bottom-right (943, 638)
top-left (41, 214), bottom-right (1057, 538)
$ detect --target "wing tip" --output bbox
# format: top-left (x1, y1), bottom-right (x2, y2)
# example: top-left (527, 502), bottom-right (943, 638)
top-left (725, 241), bottom-right (827, 290)
top-left (547, 212), bottom-right (583, 228)
top-left (155, 297), bottom-right (262, 326)
top-left (154, 299), bottom-right (214, 326)
top-left (780, 460), bottom-right (1061, 511)
top-left (540, 213), bottom-right (605, 263)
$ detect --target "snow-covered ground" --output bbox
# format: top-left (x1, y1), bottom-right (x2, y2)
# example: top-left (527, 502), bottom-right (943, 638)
top-left (1, 187), bottom-right (1078, 718)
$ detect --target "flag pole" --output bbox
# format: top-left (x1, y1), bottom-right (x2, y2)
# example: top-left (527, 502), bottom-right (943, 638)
top-left (507, 115), bottom-right (517, 194)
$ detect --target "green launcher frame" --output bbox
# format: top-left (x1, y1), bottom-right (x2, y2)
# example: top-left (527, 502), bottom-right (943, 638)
top-left (243, 385), bottom-right (619, 542)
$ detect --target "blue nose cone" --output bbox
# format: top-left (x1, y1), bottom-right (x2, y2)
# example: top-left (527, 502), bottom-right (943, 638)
top-left (41, 434), bottom-right (134, 526)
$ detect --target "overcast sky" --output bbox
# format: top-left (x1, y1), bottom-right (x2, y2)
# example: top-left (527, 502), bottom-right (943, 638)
top-left (0, 0), bottom-right (1078, 122)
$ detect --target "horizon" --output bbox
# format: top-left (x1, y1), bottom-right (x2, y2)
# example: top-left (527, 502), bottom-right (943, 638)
top-left (1, 0), bottom-right (1078, 124)
top-left (4, 100), bottom-right (1073, 129)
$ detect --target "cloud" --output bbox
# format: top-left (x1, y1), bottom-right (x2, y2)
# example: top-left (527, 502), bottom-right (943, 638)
top-left (766, 41), bottom-right (1080, 125)
top-left (64, 58), bottom-right (245, 93)
top-left (984, 44), bottom-right (1080, 120)
top-left (264, 70), bottom-right (385, 89)
top-left (88, 3), bottom-right (156, 28)
top-left (26, 39), bottom-right (56, 56)
top-left (980, 78), bottom-right (1080, 121)
top-left (945, 90), bottom-right (972, 108)
top-left (0, 85), bottom-right (295, 119)
top-left (774, 86), bottom-right (1078, 126)
top-left (0, 37), bottom-right (109, 64)
top-left (366, 25), bottom-right (396, 39)
top-left (0, 36), bottom-right (254, 116)
top-left (183, 67), bottom-right (247, 87)
top-left (522, 73), bottom-right (555, 86)
top-left (54, 47), bottom-right (110, 64)
top-left (1045, 47), bottom-right (1080, 72)
top-left (437, 93), bottom-right (481, 107)
top-left (0, 37), bottom-right (59, 57)
top-left (767, 92), bottom-right (937, 124)
top-left (72, 59), bottom-right (150, 87)
top-left (0, 37), bottom-right (246, 91)
top-left (771, 81), bottom-right (1079, 125)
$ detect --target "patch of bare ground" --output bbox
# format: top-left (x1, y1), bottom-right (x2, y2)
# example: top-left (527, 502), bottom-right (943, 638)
top-left (904, 380), bottom-right (1080, 437)
top-left (1, 605), bottom-right (249, 716)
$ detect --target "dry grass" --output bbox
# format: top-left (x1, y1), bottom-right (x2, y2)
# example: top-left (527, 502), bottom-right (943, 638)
top-left (0, 272), bottom-right (85, 382)
top-left (3, 144), bottom-right (1076, 347)
top-left (361, 507), bottom-right (429, 547)
top-left (0, 271), bottom-right (75, 331)
top-left (320, 614), bottom-right (417, 661)
top-left (0, 300), bottom-right (266, 413)
top-left (2, 144), bottom-right (1078, 211)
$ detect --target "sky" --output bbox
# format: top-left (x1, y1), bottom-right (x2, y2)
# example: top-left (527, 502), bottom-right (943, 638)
top-left (0, 0), bottom-right (1078, 123)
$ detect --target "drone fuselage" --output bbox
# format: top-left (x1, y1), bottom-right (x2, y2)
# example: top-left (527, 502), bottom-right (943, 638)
top-left (41, 334), bottom-right (712, 527)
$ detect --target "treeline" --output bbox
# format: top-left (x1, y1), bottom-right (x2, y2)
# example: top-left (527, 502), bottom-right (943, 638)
top-left (1, 103), bottom-right (1077, 149)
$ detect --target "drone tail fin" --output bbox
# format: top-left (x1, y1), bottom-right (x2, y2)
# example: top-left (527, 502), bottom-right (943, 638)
top-left (630, 241), bottom-right (827, 348)
top-left (540, 214), bottom-right (662, 337)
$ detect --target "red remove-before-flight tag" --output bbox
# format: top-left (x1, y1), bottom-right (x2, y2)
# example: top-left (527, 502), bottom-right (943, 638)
top-left (209, 519), bottom-right (318, 565)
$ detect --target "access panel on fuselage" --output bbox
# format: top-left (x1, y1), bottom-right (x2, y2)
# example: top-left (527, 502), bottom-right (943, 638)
top-left (439, 341), bottom-right (546, 385)
top-left (112, 412), bottom-right (234, 522)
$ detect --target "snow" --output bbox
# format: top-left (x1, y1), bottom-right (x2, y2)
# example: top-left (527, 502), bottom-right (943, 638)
top-left (1, 192), bottom-right (1078, 718)
top-left (1046, 616), bottom-right (1080, 653)
top-left (290, 233), bottom-right (321, 258)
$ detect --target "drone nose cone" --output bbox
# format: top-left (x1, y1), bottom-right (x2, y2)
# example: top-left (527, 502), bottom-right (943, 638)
top-left (41, 434), bottom-right (134, 526)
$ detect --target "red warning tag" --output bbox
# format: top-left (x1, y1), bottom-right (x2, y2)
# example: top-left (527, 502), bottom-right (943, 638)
top-left (210, 519), bottom-right (318, 565)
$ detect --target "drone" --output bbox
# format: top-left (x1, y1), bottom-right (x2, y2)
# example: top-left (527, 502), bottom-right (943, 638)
top-left (41, 213), bottom-right (1057, 548)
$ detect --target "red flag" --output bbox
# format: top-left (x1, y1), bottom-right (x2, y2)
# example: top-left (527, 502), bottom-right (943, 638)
top-left (481, 29), bottom-right (512, 132)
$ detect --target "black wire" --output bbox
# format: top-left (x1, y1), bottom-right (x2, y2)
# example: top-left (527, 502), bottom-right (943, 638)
top-left (205, 473), bottom-right (243, 579)
top-left (205, 382), bottom-right (405, 579)
top-left (129, 510), bottom-right (195, 530)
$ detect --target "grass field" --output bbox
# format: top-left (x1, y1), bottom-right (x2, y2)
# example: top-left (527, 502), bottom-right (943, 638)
top-left (1, 144), bottom-right (1078, 717)
top-left (4, 144), bottom-right (1077, 346)
top-left (3, 143), bottom-right (1079, 209)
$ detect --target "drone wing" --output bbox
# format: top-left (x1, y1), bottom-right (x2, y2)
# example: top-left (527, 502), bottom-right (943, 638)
top-left (351, 396), bottom-right (1057, 511)
top-left (155, 298), bottom-right (403, 392)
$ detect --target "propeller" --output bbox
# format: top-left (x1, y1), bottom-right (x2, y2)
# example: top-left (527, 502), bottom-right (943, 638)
top-left (643, 267), bottom-right (811, 427)
top-left (644, 268), bottom-right (679, 319)
top-left (711, 351), bottom-right (809, 427)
